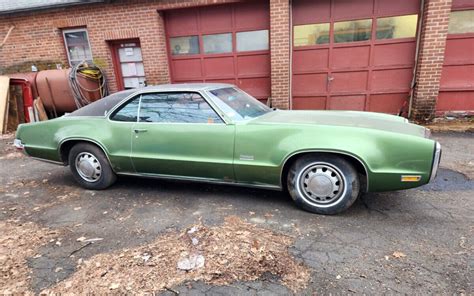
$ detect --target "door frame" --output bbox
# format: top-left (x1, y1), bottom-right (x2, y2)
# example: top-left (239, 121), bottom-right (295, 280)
top-left (109, 38), bottom-right (142, 91)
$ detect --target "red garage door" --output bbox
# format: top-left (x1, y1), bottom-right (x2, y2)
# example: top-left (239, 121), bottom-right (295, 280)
top-left (164, 2), bottom-right (270, 101)
top-left (437, 0), bottom-right (474, 115)
top-left (292, 0), bottom-right (420, 114)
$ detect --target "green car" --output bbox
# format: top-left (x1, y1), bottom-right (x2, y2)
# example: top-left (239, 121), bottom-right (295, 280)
top-left (14, 84), bottom-right (441, 214)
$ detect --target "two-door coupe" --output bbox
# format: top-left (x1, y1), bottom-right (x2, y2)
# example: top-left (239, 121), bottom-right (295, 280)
top-left (14, 84), bottom-right (441, 214)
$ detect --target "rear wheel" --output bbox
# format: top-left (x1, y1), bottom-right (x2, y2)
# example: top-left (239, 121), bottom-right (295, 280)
top-left (287, 154), bottom-right (360, 215)
top-left (68, 143), bottom-right (116, 190)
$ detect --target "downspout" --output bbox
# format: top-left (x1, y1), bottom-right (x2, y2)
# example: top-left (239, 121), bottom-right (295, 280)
top-left (408, 0), bottom-right (425, 118)
top-left (289, 0), bottom-right (293, 109)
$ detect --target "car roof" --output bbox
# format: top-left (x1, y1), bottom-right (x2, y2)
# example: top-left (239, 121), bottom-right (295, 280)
top-left (137, 83), bottom-right (235, 92)
top-left (68, 83), bottom-right (234, 117)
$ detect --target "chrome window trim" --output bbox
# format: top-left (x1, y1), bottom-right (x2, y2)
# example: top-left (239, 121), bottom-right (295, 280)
top-left (107, 89), bottom-right (230, 125)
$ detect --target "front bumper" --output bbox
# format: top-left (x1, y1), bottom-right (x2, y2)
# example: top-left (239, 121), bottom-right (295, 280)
top-left (429, 142), bottom-right (442, 183)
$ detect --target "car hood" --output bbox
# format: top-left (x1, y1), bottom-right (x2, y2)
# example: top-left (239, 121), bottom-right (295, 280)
top-left (251, 110), bottom-right (427, 137)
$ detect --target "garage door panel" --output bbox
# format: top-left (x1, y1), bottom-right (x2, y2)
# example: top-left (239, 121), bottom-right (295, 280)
top-left (373, 42), bottom-right (416, 67)
top-left (377, 0), bottom-right (420, 16)
top-left (292, 0), bottom-right (419, 113)
top-left (166, 10), bottom-right (199, 36)
top-left (372, 68), bottom-right (412, 91)
top-left (239, 77), bottom-right (270, 99)
top-left (369, 93), bottom-right (408, 114)
top-left (200, 5), bottom-right (233, 33)
top-left (166, 2), bottom-right (270, 99)
top-left (332, 46), bottom-right (370, 69)
top-left (437, 91), bottom-right (474, 111)
top-left (206, 78), bottom-right (237, 85)
top-left (172, 59), bottom-right (202, 80)
top-left (452, 0), bottom-right (474, 8)
top-left (292, 96), bottom-right (327, 109)
top-left (237, 54), bottom-right (270, 76)
top-left (293, 49), bottom-right (329, 72)
top-left (234, 1), bottom-right (269, 30)
top-left (292, 0), bottom-right (331, 25)
top-left (440, 65), bottom-right (474, 88)
top-left (331, 71), bottom-right (368, 92)
top-left (333, 0), bottom-right (373, 21)
top-left (444, 38), bottom-right (474, 64)
top-left (293, 74), bottom-right (327, 96)
top-left (329, 95), bottom-right (366, 110)
top-left (203, 57), bottom-right (235, 78)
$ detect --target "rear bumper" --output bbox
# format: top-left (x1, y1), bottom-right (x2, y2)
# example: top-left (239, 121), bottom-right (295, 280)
top-left (14, 139), bottom-right (25, 150)
top-left (429, 142), bottom-right (442, 183)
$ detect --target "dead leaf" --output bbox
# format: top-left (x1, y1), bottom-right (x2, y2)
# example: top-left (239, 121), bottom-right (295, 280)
top-left (392, 251), bottom-right (407, 258)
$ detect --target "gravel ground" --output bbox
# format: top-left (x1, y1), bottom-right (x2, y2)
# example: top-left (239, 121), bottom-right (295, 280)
top-left (0, 132), bottom-right (472, 295)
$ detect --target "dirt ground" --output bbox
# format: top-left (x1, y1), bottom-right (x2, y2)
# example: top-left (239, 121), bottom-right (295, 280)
top-left (0, 132), bottom-right (472, 295)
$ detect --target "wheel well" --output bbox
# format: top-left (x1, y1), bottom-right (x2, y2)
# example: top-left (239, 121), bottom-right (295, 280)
top-left (281, 152), bottom-right (368, 192)
top-left (59, 140), bottom-right (106, 165)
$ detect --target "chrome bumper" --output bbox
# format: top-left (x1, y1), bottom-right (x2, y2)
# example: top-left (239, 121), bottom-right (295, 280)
top-left (429, 142), bottom-right (442, 183)
top-left (13, 139), bottom-right (25, 150)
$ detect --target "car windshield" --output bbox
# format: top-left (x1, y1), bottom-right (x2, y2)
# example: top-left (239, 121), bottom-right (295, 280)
top-left (207, 87), bottom-right (271, 121)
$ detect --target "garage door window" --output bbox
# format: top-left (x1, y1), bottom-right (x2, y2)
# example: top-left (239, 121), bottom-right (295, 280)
top-left (236, 30), bottom-right (269, 51)
top-left (294, 23), bottom-right (330, 46)
top-left (448, 10), bottom-right (474, 34)
top-left (203, 33), bottom-right (232, 54)
top-left (376, 15), bottom-right (418, 39)
top-left (63, 28), bottom-right (93, 66)
top-left (170, 36), bottom-right (199, 55)
top-left (334, 19), bottom-right (372, 43)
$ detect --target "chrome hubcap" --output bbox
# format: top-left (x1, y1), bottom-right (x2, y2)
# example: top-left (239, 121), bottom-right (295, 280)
top-left (299, 163), bottom-right (344, 204)
top-left (75, 152), bottom-right (101, 183)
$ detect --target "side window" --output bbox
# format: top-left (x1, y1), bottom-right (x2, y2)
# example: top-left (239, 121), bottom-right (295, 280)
top-left (110, 97), bottom-right (140, 122)
top-left (139, 93), bottom-right (223, 124)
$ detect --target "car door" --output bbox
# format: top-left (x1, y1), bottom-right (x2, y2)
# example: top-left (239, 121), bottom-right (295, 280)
top-left (130, 91), bottom-right (235, 181)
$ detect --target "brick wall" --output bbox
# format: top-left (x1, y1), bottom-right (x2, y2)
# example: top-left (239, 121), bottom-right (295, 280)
top-left (411, 0), bottom-right (453, 122)
top-left (0, 0), bottom-right (239, 92)
top-left (269, 0), bottom-right (290, 109)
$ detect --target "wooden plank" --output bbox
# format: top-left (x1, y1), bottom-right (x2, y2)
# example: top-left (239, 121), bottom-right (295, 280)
top-left (34, 97), bottom-right (49, 121)
top-left (7, 85), bottom-right (20, 132)
top-left (14, 85), bottom-right (25, 124)
top-left (0, 76), bottom-right (10, 134)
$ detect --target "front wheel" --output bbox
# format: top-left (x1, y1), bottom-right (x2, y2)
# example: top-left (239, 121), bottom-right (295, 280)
top-left (287, 154), bottom-right (360, 215)
top-left (68, 143), bottom-right (116, 190)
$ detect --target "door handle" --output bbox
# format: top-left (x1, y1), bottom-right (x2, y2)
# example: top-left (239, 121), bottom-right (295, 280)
top-left (134, 128), bottom-right (148, 133)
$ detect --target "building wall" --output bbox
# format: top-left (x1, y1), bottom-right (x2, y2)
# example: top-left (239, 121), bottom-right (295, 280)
top-left (0, 0), bottom-right (471, 121)
top-left (269, 0), bottom-right (290, 109)
top-left (411, 0), bottom-right (453, 122)
top-left (0, 0), bottom-right (240, 92)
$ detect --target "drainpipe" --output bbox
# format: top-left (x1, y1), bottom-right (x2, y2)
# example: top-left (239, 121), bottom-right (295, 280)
top-left (408, 0), bottom-right (425, 118)
top-left (289, 0), bottom-right (293, 109)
